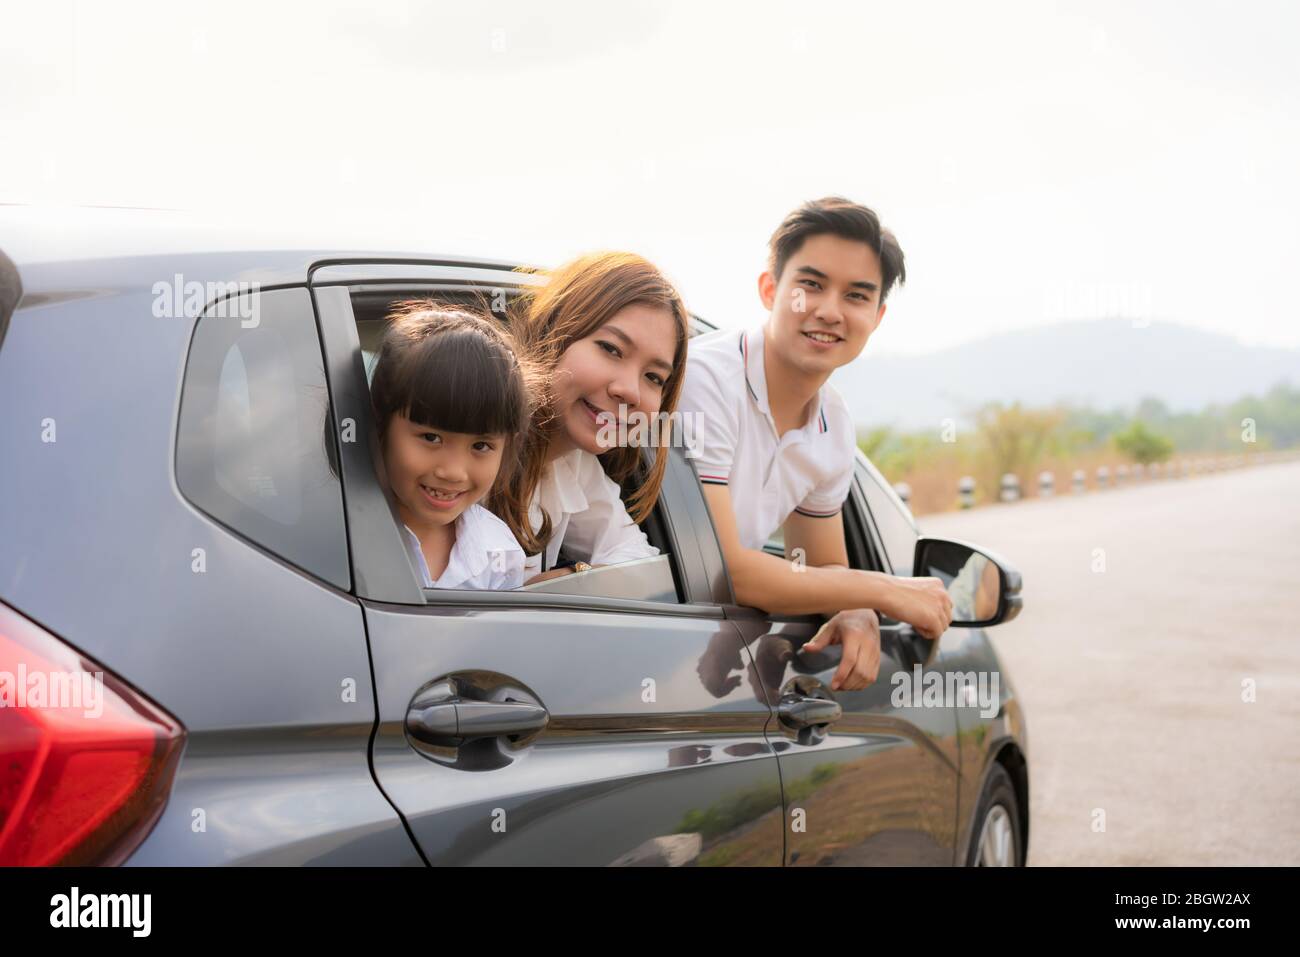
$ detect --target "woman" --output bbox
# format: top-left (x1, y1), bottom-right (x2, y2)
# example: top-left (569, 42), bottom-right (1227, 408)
top-left (504, 251), bottom-right (691, 583)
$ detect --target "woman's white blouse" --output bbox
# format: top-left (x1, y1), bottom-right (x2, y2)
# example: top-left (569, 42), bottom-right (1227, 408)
top-left (524, 448), bottom-right (659, 576)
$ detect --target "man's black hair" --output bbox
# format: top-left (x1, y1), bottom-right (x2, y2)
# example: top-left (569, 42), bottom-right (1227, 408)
top-left (768, 196), bottom-right (906, 301)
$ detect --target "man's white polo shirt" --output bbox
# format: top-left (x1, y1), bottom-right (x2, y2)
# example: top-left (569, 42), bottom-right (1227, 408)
top-left (402, 502), bottom-right (526, 590)
top-left (677, 323), bottom-right (856, 551)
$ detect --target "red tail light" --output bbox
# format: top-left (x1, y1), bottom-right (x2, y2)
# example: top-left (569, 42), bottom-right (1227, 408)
top-left (0, 601), bottom-right (184, 865)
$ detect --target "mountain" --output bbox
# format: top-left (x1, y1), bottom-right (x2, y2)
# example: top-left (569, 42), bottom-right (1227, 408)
top-left (829, 319), bottom-right (1300, 431)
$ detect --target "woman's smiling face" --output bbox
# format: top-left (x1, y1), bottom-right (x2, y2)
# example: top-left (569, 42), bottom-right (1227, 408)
top-left (550, 303), bottom-right (678, 457)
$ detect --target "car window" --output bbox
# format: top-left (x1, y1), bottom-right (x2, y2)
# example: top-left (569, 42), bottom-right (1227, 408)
top-left (177, 287), bottom-right (350, 590)
top-left (353, 287), bottom-right (685, 604)
top-left (856, 456), bottom-right (919, 577)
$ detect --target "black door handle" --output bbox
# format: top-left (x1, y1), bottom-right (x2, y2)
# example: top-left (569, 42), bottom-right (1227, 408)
top-left (777, 695), bottom-right (842, 730)
top-left (406, 682), bottom-right (549, 748)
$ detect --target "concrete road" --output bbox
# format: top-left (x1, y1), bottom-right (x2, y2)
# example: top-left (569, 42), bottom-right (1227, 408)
top-left (921, 459), bottom-right (1300, 865)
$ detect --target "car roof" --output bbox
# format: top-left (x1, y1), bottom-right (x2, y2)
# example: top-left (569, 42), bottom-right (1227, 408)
top-left (0, 204), bottom-right (719, 335)
top-left (0, 204), bottom-right (531, 283)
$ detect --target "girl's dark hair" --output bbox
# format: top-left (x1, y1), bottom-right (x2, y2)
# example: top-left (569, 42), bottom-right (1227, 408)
top-left (370, 299), bottom-right (549, 555)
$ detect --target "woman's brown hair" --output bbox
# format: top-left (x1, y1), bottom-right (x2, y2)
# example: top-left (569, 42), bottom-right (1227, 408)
top-left (369, 299), bottom-right (549, 555)
top-left (509, 251), bottom-right (691, 535)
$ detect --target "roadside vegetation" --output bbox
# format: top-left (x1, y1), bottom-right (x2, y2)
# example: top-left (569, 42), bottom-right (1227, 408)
top-left (862, 381), bottom-right (1300, 515)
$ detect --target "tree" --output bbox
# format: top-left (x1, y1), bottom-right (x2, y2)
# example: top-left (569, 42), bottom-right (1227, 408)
top-left (1113, 420), bottom-right (1174, 464)
top-left (974, 402), bottom-right (1063, 496)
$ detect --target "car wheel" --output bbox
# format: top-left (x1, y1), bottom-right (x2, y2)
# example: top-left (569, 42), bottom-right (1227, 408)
top-left (967, 764), bottom-right (1022, 866)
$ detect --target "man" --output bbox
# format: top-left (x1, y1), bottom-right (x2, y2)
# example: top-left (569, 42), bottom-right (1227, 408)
top-left (678, 197), bottom-right (954, 692)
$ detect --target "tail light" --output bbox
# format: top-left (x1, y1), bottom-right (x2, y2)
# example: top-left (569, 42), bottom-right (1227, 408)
top-left (0, 601), bottom-right (184, 865)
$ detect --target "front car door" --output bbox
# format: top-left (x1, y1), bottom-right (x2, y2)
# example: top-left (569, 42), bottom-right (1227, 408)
top-left (719, 453), bottom-right (962, 865)
top-left (853, 455), bottom-right (1029, 866)
top-left (312, 264), bottom-right (786, 866)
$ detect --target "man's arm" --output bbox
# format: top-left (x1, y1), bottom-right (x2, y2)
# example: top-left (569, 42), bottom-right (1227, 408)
top-left (780, 508), bottom-right (879, 689)
top-left (701, 483), bottom-right (953, 639)
top-left (783, 507), bottom-right (851, 569)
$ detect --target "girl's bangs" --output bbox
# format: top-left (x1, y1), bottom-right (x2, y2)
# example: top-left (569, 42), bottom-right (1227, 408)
top-left (397, 327), bottom-right (525, 437)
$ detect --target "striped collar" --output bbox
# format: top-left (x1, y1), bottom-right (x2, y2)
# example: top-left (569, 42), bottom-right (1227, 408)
top-left (739, 326), bottom-right (829, 434)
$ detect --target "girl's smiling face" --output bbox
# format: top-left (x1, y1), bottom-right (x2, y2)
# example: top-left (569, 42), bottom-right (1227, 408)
top-left (383, 412), bottom-right (506, 532)
top-left (549, 303), bottom-right (678, 457)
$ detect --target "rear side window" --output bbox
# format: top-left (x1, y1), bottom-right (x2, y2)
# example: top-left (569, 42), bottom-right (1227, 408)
top-left (177, 287), bottom-right (350, 589)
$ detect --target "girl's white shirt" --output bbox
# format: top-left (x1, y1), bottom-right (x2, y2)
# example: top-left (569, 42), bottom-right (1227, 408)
top-left (524, 447), bottom-right (658, 576)
top-left (402, 502), bottom-right (526, 590)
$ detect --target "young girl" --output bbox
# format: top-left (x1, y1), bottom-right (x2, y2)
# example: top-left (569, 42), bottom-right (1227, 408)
top-left (369, 300), bottom-right (545, 590)
top-left (508, 252), bottom-right (692, 582)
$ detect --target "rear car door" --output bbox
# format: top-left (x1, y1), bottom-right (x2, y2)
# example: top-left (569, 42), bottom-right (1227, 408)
top-left (720, 453), bottom-right (961, 865)
top-left (312, 266), bottom-right (785, 866)
top-left (0, 251), bottom-right (413, 864)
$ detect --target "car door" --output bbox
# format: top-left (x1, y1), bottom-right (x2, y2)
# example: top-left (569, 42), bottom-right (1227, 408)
top-left (721, 453), bottom-right (961, 866)
top-left (853, 456), bottom-right (1023, 866)
top-left (361, 596), bottom-right (782, 867)
top-left (311, 268), bottom-right (785, 866)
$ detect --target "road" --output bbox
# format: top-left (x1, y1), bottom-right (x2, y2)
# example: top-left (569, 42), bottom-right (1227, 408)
top-left (921, 458), bottom-right (1300, 865)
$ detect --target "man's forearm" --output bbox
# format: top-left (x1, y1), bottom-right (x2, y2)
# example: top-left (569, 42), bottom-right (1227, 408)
top-left (727, 547), bottom-right (897, 616)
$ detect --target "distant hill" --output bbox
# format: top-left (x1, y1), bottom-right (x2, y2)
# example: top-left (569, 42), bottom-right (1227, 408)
top-left (830, 319), bottom-right (1300, 431)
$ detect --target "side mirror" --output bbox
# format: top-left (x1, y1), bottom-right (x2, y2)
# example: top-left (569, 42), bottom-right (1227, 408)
top-left (913, 537), bottom-right (1023, 627)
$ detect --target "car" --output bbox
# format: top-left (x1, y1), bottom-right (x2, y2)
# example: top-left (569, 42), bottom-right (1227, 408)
top-left (0, 206), bottom-right (1028, 866)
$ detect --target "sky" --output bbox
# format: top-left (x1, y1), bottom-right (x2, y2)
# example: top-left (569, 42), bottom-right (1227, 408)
top-left (2, 0), bottom-right (1297, 356)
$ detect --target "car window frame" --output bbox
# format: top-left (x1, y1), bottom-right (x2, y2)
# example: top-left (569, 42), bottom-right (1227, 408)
top-left (754, 455), bottom-right (890, 626)
top-left (853, 451), bottom-right (920, 578)
top-left (176, 283), bottom-right (353, 592)
top-left (309, 262), bottom-right (728, 617)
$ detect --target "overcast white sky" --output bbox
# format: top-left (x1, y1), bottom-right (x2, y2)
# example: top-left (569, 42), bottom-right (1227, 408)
top-left (2, 0), bottom-right (1297, 355)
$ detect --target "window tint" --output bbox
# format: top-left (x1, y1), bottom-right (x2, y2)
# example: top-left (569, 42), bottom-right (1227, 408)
top-left (177, 287), bottom-right (350, 589)
top-left (856, 457), bottom-right (919, 577)
top-left (357, 317), bottom-right (384, 386)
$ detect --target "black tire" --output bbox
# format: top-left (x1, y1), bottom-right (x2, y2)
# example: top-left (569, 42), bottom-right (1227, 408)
top-left (966, 764), bottom-right (1023, 866)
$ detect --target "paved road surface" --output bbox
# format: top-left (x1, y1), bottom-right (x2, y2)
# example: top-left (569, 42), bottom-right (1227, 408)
top-left (921, 459), bottom-right (1300, 865)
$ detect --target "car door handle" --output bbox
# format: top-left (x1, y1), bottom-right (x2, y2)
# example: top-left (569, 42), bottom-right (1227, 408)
top-left (777, 695), bottom-right (842, 730)
top-left (406, 698), bottom-right (549, 748)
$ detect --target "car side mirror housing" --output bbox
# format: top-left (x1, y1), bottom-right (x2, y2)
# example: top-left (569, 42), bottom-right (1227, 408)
top-left (912, 537), bottom-right (1023, 627)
